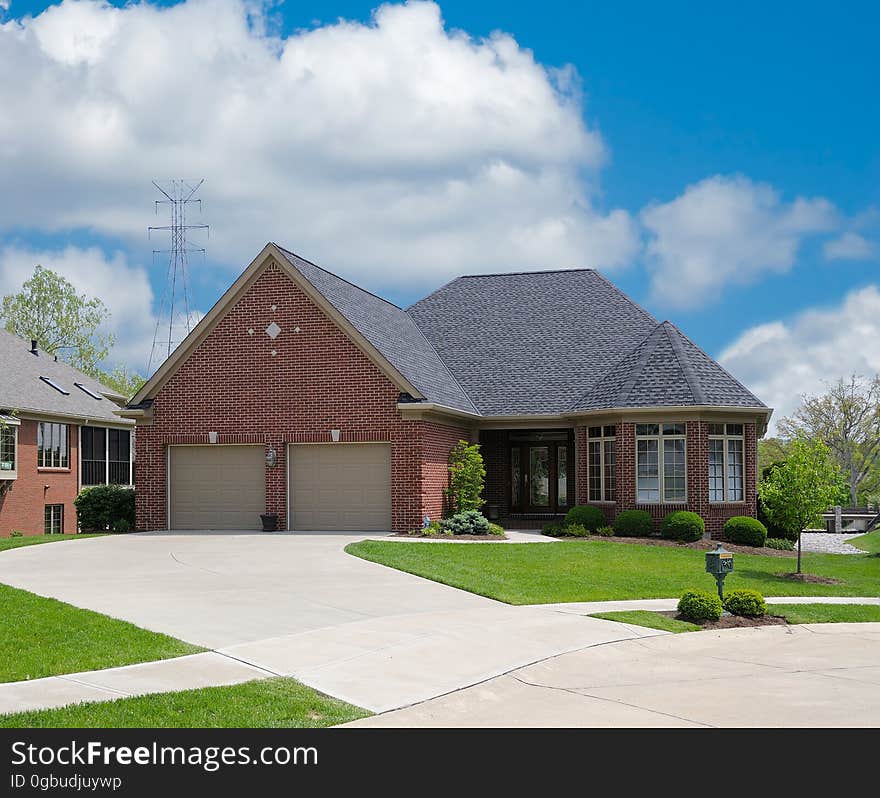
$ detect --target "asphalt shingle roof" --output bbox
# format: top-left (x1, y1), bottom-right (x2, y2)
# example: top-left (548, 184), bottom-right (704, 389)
top-left (278, 248), bottom-right (478, 413)
top-left (0, 328), bottom-right (133, 424)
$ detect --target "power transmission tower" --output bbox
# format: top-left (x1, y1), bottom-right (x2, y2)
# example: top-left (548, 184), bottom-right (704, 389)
top-left (147, 179), bottom-right (208, 374)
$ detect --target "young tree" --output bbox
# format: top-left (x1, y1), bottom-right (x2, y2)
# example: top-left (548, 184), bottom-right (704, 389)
top-left (445, 441), bottom-right (486, 515)
top-left (778, 374), bottom-right (880, 505)
top-left (758, 438), bottom-right (847, 573)
top-left (1, 265), bottom-right (113, 377)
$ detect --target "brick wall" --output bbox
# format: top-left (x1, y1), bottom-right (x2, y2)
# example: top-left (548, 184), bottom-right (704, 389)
top-left (574, 419), bottom-right (758, 537)
top-left (0, 419), bottom-right (79, 536)
top-left (135, 261), bottom-right (466, 533)
top-left (479, 429), bottom-right (509, 519)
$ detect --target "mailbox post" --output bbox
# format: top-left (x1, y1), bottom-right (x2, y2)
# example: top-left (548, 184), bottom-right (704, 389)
top-left (705, 543), bottom-right (734, 604)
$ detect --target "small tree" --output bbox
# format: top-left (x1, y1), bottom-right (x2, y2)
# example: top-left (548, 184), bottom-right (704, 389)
top-left (445, 440), bottom-right (485, 515)
top-left (758, 437), bottom-right (847, 573)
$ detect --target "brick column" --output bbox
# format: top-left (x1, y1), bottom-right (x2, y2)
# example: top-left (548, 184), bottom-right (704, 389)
top-left (615, 422), bottom-right (637, 511)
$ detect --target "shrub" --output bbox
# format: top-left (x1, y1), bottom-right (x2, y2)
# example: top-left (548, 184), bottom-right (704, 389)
top-left (564, 523), bottom-right (589, 538)
top-left (614, 509), bottom-right (653, 537)
top-left (678, 589), bottom-right (723, 622)
top-left (660, 511), bottom-right (705, 542)
top-left (412, 520), bottom-right (443, 536)
top-left (564, 505), bottom-right (605, 532)
top-left (9, 530), bottom-right (23, 538)
top-left (724, 516), bottom-right (768, 547)
top-left (444, 441), bottom-right (485, 514)
top-left (757, 493), bottom-right (798, 541)
top-left (542, 522), bottom-right (565, 537)
top-left (595, 525), bottom-right (615, 537)
top-left (439, 510), bottom-right (490, 536)
top-left (766, 537), bottom-right (794, 551)
top-left (723, 589), bottom-right (766, 617)
top-left (487, 523), bottom-right (505, 537)
top-left (74, 485), bottom-right (135, 533)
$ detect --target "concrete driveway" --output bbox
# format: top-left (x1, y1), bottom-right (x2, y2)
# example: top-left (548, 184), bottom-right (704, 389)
top-left (0, 531), bottom-right (661, 712)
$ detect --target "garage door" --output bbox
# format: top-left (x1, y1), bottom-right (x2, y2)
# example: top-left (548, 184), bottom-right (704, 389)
top-left (289, 443), bottom-right (391, 531)
top-left (169, 445), bottom-right (265, 530)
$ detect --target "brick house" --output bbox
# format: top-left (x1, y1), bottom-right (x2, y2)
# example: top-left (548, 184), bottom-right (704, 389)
top-left (0, 330), bottom-right (135, 536)
top-left (122, 243), bottom-right (771, 536)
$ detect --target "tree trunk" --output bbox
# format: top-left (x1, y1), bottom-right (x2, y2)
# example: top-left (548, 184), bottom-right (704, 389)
top-left (797, 529), bottom-right (802, 574)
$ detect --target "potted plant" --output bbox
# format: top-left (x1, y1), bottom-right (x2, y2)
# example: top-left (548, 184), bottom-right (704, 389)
top-left (260, 513), bottom-right (278, 532)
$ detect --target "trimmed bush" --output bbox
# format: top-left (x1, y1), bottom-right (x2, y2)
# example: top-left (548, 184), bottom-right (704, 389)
top-left (542, 522), bottom-right (565, 538)
top-left (74, 485), bottom-right (135, 533)
top-left (439, 510), bottom-right (490, 536)
top-left (724, 516), bottom-right (768, 547)
top-left (660, 511), bottom-right (705, 542)
top-left (723, 589), bottom-right (766, 618)
top-left (766, 537), bottom-right (794, 551)
top-left (487, 523), bottom-right (505, 537)
top-left (614, 509), bottom-right (653, 537)
top-left (595, 525), bottom-right (615, 537)
top-left (564, 505), bottom-right (605, 532)
top-left (678, 589), bottom-right (723, 622)
top-left (564, 523), bottom-right (589, 538)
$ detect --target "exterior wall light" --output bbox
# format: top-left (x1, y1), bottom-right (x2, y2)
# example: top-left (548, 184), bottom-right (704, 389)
top-left (330, 429), bottom-right (341, 442)
top-left (208, 431), bottom-right (218, 444)
top-left (266, 448), bottom-right (277, 467)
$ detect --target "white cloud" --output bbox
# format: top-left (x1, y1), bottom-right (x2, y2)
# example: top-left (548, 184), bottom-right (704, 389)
top-left (641, 175), bottom-right (838, 308)
top-left (823, 231), bottom-right (874, 261)
top-left (0, 0), bottom-right (638, 294)
top-left (0, 245), bottom-right (177, 374)
top-left (718, 285), bottom-right (880, 433)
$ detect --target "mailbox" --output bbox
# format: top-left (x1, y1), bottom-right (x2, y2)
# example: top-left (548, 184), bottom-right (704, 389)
top-left (705, 544), bottom-right (734, 576)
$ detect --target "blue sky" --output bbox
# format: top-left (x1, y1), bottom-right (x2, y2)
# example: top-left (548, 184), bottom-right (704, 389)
top-left (0, 0), bottom-right (877, 426)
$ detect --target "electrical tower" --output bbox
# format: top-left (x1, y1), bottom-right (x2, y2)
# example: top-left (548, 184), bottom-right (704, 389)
top-left (147, 179), bottom-right (209, 374)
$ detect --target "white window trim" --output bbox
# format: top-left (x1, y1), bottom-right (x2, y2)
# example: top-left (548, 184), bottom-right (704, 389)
top-left (587, 430), bottom-right (616, 503)
top-left (635, 424), bottom-right (688, 504)
top-left (709, 427), bottom-right (745, 504)
top-left (0, 424), bottom-right (18, 480)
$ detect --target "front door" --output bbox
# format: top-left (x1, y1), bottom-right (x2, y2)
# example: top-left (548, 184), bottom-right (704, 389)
top-left (509, 432), bottom-right (573, 515)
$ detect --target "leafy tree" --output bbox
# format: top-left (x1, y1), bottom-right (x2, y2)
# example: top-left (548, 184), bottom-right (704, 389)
top-left (1, 265), bottom-right (113, 377)
top-left (99, 364), bottom-right (146, 401)
top-left (758, 437), bottom-right (847, 573)
top-left (444, 440), bottom-right (485, 515)
top-left (778, 375), bottom-right (880, 505)
top-left (757, 437), bottom-right (790, 476)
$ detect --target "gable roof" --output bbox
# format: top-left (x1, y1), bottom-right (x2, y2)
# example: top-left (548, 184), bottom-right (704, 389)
top-left (572, 321), bottom-right (764, 411)
top-left (277, 248), bottom-right (477, 414)
top-left (406, 269), bottom-right (662, 415)
top-left (0, 328), bottom-right (133, 425)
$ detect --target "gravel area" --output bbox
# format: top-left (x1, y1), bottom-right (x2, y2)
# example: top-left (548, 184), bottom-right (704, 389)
top-left (797, 532), bottom-right (869, 555)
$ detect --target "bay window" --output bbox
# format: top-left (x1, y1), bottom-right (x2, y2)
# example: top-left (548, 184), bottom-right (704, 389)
top-left (636, 423), bottom-right (686, 503)
top-left (708, 423), bottom-right (744, 502)
top-left (587, 425), bottom-right (616, 502)
top-left (0, 424), bottom-right (17, 477)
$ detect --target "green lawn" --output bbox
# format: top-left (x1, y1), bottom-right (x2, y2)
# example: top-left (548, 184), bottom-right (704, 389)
top-left (0, 583), bottom-right (202, 682)
top-left (590, 610), bottom-right (699, 633)
top-left (850, 530), bottom-right (880, 554)
top-left (770, 603), bottom-right (880, 624)
top-left (0, 678), bottom-right (369, 728)
top-left (346, 529), bottom-right (880, 604)
top-left (0, 533), bottom-right (108, 553)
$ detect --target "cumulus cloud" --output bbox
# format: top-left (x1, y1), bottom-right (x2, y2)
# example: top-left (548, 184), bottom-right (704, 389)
top-left (718, 285), bottom-right (880, 432)
top-left (641, 175), bottom-right (838, 308)
top-left (823, 231), bottom-right (874, 261)
top-left (0, 0), bottom-right (639, 294)
top-left (0, 245), bottom-right (185, 374)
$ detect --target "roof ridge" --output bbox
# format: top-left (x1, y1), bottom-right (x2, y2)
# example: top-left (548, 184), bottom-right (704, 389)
top-left (275, 244), bottom-right (405, 312)
top-left (663, 322), bottom-right (707, 405)
top-left (615, 324), bottom-right (665, 405)
top-left (589, 270), bottom-right (659, 326)
top-left (406, 275), bottom-right (464, 312)
top-left (458, 267), bottom-right (597, 278)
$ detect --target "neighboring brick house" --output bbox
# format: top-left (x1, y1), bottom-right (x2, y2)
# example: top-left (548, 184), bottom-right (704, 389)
top-left (0, 330), bottom-right (135, 536)
top-left (122, 243), bottom-right (771, 536)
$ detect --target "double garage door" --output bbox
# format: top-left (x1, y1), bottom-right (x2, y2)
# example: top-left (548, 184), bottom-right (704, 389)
top-left (168, 443), bottom-right (391, 531)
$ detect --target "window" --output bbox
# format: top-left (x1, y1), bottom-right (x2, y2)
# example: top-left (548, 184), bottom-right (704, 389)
top-left (74, 382), bottom-right (103, 400)
top-left (81, 427), bottom-right (132, 486)
top-left (39, 376), bottom-right (69, 395)
top-left (37, 422), bottom-right (69, 469)
top-left (709, 423), bottom-right (744, 502)
top-left (557, 446), bottom-right (568, 507)
top-left (0, 425), bottom-right (16, 476)
top-left (587, 425), bottom-right (616, 502)
top-left (44, 504), bottom-right (63, 535)
top-left (636, 423), bottom-right (686, 503)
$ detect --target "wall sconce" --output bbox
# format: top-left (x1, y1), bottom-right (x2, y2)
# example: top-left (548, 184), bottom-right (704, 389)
top-left (330, 429), bottom-right (341, 442)
top-left (266, 448), bottom-right (277, 467)
top-left (208, 431), bottom-right (218, 444)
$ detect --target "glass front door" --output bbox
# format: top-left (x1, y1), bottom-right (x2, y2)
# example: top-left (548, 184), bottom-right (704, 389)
top-left (509, 433), bottom-right (573, 514)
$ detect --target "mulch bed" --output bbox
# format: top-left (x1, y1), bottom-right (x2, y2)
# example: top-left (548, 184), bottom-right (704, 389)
top-left (556, 533), bottom-right (797, 557)
top-left (776, 571), bottom-right (842, 584)
top-left (393, 533), bottom-right (509, 541)
top-left (659, 610), bottom-right (789, 629)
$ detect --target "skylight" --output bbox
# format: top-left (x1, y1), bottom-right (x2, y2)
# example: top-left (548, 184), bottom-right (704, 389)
top-left (39, 376), bottom-right (70, 395)
top-left (74, 382), bottom-right (103, 400)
